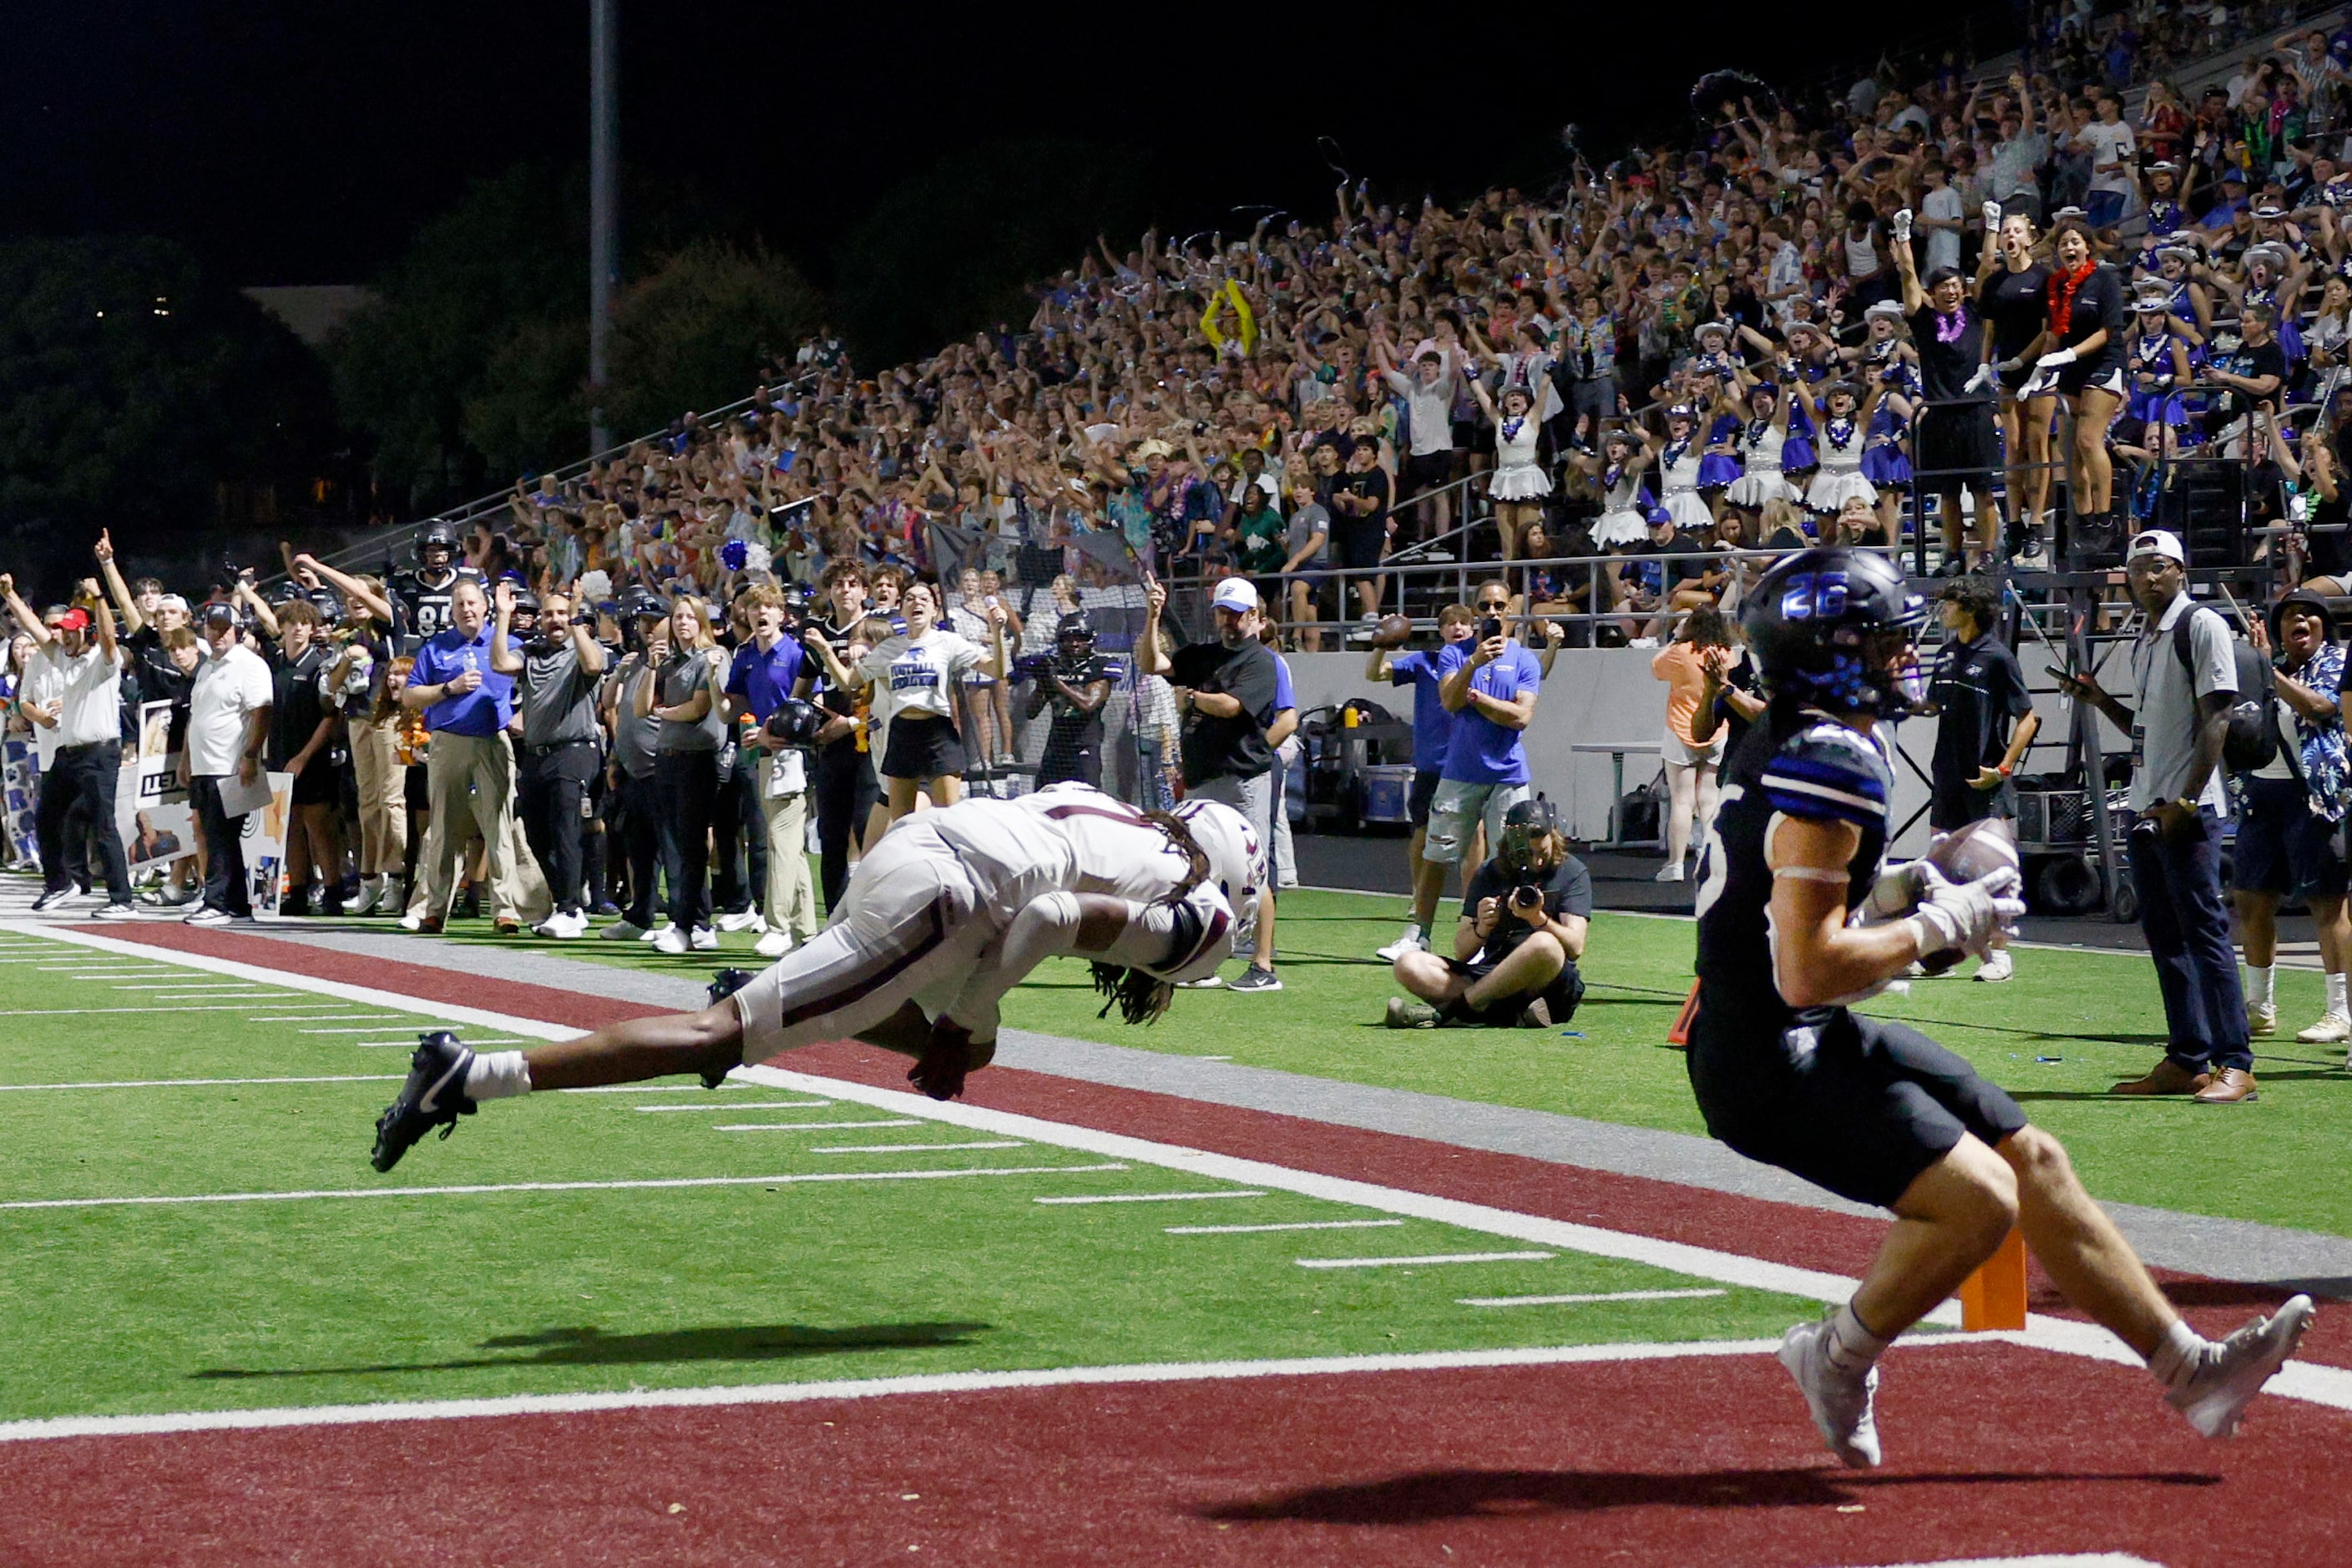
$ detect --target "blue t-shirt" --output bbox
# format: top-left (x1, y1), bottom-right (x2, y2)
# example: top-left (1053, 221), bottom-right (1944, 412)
top-left (723, 635), bottom-right (807, 721)
top-left (1272, 651), bottom-right (1296, 716)
top-left (1441, 642), bottom-right (1540, 786)
top-left (411, 625), bottom-right (518, 737)
top-left (1388, 643), bottom-right (1465, 772)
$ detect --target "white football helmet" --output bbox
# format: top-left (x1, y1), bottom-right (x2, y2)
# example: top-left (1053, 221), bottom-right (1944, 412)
top-left (1171, 797), bottom-right (1262, 936)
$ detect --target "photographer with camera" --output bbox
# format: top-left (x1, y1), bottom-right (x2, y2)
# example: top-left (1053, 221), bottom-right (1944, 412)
top-left (599, 592), bottom-right (670, 941)
top-left (1021, 611), bottom-right (1115, 789)
top-left (1385, 797), bottom-right (1591, 1029)
top-left (721, 582), bottom-right (817, 959)
top-left (490, 580), bottom-right (606, 940)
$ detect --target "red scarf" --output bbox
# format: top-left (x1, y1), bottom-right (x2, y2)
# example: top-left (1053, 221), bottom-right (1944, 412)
top-left (2047, 260), bottom-right (2097, 336)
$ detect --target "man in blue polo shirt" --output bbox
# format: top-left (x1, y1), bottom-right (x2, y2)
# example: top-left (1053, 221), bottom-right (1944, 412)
top-left (399, 578), bottom-right (537, 934)
top-left (1368, 600), bottom-right (1477, 959)
top-left (722, 583), bottom-right (817, 959)
top-left (1425, 579), bottom-right (1543, 890)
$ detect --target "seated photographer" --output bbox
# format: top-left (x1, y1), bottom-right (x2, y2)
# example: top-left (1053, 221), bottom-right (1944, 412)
top-left (1384, 798), bottom-right (1591, 1029)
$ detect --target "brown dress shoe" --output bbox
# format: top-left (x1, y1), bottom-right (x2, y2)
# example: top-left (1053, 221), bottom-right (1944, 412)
top-left (2192, 1067), bottom-right (2259, 1104)
top-left (2111, 1060), bottom-right (2214, 1095)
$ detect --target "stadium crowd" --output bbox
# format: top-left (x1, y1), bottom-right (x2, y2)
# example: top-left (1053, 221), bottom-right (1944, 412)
top-left (10, 2), bottom-right (2352, 1045)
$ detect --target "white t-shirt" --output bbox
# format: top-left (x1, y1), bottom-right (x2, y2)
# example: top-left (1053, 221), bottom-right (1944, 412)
top-left (2080, 120), bottom-right (2137, 195)
top-left (859, 629), bottom-right (987, 722)
top-left (22, 641), bottom-right (124, 766)
top-left (1921, 185), bottom-right (1965, 276)
top-left (187, 643), bottom-right (274, 779)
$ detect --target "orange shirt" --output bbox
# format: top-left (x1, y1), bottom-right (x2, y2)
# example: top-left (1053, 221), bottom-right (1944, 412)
top-left (1651, 642), bottom-right (1712, 747)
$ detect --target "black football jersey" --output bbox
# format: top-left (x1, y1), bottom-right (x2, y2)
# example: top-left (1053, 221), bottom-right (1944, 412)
top-left (391, 569), bottom-right (459, 646)
top-left (1694, 704), bottom-right (1894, 1030)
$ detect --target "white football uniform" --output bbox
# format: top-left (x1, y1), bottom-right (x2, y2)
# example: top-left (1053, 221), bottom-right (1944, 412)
top-left (731, 786), bottom-right (1234, 1059)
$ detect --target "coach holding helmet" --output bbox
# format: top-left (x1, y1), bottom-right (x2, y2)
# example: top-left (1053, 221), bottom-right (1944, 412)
top-left (3, 574), bottom-right (136, 918)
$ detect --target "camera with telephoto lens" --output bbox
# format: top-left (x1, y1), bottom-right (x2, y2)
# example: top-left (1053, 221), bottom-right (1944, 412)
top-left (1510, 884), bottom-right (1546, 914)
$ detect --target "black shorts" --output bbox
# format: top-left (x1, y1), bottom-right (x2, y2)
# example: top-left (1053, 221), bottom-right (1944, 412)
top-left (1409, 767), bottom-right (1444, 828)
top-left (1446, 952), bottom-right (1586, 1027)
top-left (1405, 451), bottom-right (1459, 494)
top-left (287, 754), bottom-right (338, 807)
top-left (1686, 996), bottom-right (2028, 1209)
top-left (2055, 359), bottom-right (2127, 400)
top-left (1337, 519), bottom-right (1386, 570)
top-left (1914, 404), bottom-right (1999, 492)
top-left (881, 713), bottom-right (965, 783)
top-left (2232, 775), bottom-right (2348, 900)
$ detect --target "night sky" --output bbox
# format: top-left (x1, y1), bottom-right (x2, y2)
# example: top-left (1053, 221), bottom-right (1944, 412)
top-left (3, 1), bottom-right (1928, 290)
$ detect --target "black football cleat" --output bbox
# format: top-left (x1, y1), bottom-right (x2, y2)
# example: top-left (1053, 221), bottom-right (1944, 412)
top-left (701, 969), bottom-right (757, 1089)
top-left (371, 1031), bottom-right (476, 1172)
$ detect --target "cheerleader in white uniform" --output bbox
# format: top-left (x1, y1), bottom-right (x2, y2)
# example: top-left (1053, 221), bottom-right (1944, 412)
top-left (1795, 378), bottom-right (1878, 515)
top-left (1722, 377), bottom-right (1798, 513)
top-left (1574, 426), bottom-right (1657, 547)
top-left (1655, 402), bottom-right (1714, 531)
top-left (1470, 379), bottom-right (1551, 559)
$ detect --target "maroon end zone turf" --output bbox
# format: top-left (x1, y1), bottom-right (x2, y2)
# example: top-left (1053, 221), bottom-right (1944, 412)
top-left (3, 1344), bottom-right (2342, 1567)
top-left (83, 922), bottom-right (2352, 1368)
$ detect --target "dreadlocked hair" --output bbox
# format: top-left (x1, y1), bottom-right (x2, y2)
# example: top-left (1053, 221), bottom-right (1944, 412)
top-left (1091, 963), bottom-right (1176, 1026)
top-left (1085, 806), bottom-right (1208, 1026)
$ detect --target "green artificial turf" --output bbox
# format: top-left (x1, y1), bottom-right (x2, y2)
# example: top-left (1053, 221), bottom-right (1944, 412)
top-left (341, 876), bottom-right (2352, 1238)
top-left (0, 936), bottom-right (1818, 1423)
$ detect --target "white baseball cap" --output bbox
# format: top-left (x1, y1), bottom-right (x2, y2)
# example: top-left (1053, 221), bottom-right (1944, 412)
top-left (1211, 578), bottom-right (1261, 612)
top-left (2126, 529), bottom-right (2185, 564)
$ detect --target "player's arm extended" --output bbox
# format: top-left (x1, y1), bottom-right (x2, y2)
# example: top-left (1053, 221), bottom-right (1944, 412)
top-left (942, 891), bottom-right (1213, 1040)
top-left (1766, 816), bottom-right (1923, 1008)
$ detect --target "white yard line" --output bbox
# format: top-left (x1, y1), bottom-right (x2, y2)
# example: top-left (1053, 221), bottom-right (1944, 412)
top-left (806, 1140), bottom-right (1026, 1155)
top-left (0, 1075), bottom-right (404, 1093)
top-left (299, 1026), bottom-right (462, 1035)
top-left (1166, 1219), bottom-right (1406, 1236)
top-left (711, 1120), bottom-right (923, 1132)
top-left (0, 1163), bottom-right (1129, 1213)
top-left (3, 921), bottom-right (2346, 1424)
top-left (353, 1038), bottom-right (530, 1048)
top-left (635, 1100), bottom-right (832, 1112)
top-left (1297, 1251), bottom-right (1555, 1270)
top-left (1459, 1288), bottom-right (1730, 1308)
top-left (1035, 1190), bottom-right (1267, 1205)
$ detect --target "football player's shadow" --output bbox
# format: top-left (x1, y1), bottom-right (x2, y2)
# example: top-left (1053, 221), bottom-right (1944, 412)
top-left (190, 1321), bottom-right (989, 1379)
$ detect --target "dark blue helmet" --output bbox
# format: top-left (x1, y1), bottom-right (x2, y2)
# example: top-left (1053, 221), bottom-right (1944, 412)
top-left (762, 697), bottom-right (825, 747)
top-left (1055, 611), bottom-right (1096, 655)
top-left (1742, 549), bottom-right (1926, 716)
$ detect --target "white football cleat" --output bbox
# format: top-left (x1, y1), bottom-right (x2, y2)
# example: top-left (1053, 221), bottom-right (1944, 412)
top-left (1374, 928), bottom-right (1427, 963)
top-left (715, 909), bottom-right (765, 933)
top-left (690, 926), bottom-right (719, 951)
top-left (1973, 948), bottom-right (2014, 983)
top-left (754, 928), bottom-right (795, 959)
top-left (2294, 1011), bottom-right (2350, 1045)
top-left (1776, 1313), bottom-right (1882, 1468)
top-left (651, 926), bottom-right (688, 955)
top-left (2167, 1295), bottom-right (2315, 1439)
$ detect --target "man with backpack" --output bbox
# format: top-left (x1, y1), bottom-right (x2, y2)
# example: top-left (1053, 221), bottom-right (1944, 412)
top-left (2057, 529), bottom-right (2258, 1103)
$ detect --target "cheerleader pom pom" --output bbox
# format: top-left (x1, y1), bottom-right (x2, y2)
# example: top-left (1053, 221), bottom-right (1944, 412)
top-left (576, 569), bottom-right (612, 605)
top-left (743, 541), bottom-right (773, 574)
top-left (719, 539), bottom-right (749, 572)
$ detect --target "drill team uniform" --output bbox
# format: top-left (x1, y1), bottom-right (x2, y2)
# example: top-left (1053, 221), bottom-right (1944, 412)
top-left (731, 786), bottom-right (1242, 1059)
top-left (1689, 707), bottom-right (2026, 1208)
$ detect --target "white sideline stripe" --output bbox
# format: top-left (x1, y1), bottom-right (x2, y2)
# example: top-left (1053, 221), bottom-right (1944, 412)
top-left (1297, 1251), bottom-right (1554, 1270)
top-left (1852, 1557), bottom-right (2164, 1568)
top-left (0, 1075), bottom-right (405, 1093)
top-left (0, 1335), bottom-right (1854, 1444)
top-left (0, 1005), bottom-right (313, 1016)
top-left (807, 1141), bottom-right (1025, 1155)
top-left (5, 924), bottom-right (2344, 1424)
top-left (1166, 1219), bottom-right (1405, 1235)
top-left (712, 1120), bottom-right (923, 1132)
top-left (354, 1039), bottom-right (531, 1048)
top-left (0, 1163), bottom-right (1128, 1211)
top-left (635, 1100), bottom-right (832, 1112)
top-left (115, 986), bottom-right (286, 994)
top-left (1459, 1289), bottom-right (1730, 1308)
top-left (1035, 1190), bottom-right (1266, 1205)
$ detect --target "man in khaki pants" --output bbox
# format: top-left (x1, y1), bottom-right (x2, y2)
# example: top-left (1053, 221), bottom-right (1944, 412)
top-left (722, 584), bottom-right (817, 959)
top-left (397, 579), bottom-right (548, 934)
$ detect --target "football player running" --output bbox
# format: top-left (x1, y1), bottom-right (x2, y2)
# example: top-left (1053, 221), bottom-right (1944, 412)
top-left (1692, 548), bottom-right (2311, 1467)
top-left (370, 785), bottom-right (1261, 1170)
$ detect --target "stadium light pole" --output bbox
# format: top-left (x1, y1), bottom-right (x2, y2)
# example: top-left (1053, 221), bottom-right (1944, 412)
top-left (588, 0), bottom-right (619, 457)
